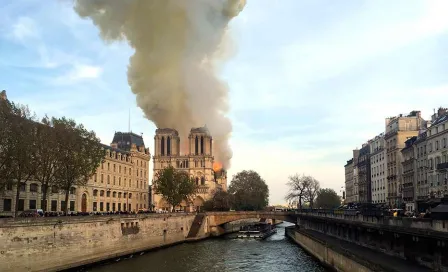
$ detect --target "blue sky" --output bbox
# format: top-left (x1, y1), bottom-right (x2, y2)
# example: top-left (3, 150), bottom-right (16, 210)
top-left (1, 0), bottom-right (447, 204)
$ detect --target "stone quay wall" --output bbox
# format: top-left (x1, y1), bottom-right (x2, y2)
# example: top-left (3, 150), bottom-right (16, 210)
top-left (0, 213), bottom-right (209, 272)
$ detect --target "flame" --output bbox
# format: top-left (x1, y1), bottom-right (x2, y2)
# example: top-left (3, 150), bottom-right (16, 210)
top-left (213, 162), bottom-right (223, 172)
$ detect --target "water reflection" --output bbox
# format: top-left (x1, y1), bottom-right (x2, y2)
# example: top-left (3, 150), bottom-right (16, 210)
top-left (87, 222), bottom-right (325, 272)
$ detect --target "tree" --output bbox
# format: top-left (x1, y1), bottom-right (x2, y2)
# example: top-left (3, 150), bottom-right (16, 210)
top-left (0, 95), bottom-right (14, 191)
top-left (228, 170), bottom-right (269, 211)
top-left (7, 103), bottom-right (39, 217)
top-left (285, 174), bottom-right (320, 209)
top-left (33, 116), bottom-right (60, 211)
top-left (285, 174), bottom-right (311, 209)
top-left (53, 117), bottom-right (104, 214)
top-left (315, 188), bottom-right (341, 209)
top-left (153, 166), bottom-right (198, 212)
top-left (203, 189), bottom-right (233, 211)
top-left (304, 177), bottom-right (320, 208)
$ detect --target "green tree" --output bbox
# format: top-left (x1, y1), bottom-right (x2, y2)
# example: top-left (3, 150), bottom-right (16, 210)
top-left (7, 103), bottom-right (39, 217)
top-left (315, 188), bottom-right (341, 209)
top-left (203, 189), bottom-right (233, 211)
top-left (53, 117), bottom-right (105, 214)
top-left (153, 166), bottom-right (198, 212)
top-left (33, 116), bottom-right (60, 211)
top-left (228, 170), bottom-right (269, 211)
top-left (0, 93), bottom-right (14, 191)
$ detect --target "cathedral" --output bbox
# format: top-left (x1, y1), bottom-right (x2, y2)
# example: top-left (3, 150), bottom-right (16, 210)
top-left (152, 126), bottom-right (227, 212)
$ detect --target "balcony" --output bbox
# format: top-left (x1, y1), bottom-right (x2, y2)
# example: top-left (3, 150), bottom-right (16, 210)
top-left (197, 186), bottom-right (209, 194)
top-left (436, 162), bottom-right (448, 172)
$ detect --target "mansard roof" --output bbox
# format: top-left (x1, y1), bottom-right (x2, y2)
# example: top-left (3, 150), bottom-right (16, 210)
top-left (111, 132), bottom-right (145, 151)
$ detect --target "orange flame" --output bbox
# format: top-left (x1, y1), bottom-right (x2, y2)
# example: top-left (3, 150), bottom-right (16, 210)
top-left (213, 162), bottom-right (223, 172)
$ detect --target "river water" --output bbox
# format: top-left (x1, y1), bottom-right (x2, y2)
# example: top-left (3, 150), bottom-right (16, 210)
top-left (87, 222), bottom-right (326, 272)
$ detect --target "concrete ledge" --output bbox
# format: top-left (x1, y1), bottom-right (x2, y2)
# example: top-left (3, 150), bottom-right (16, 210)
top-left (286, 227), bottom-right (432, 272)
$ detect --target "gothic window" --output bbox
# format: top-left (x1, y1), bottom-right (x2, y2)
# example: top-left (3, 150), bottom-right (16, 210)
top-left (201, 177), bottom-right (205, 185)
top-left (200, 136), bottom-right (204, 154)
top-left (161, 136), bottom-right (165, 156)
top-left (167, 136), bottom-right (171, 155)
top-left (195, 177), bottom-right (199, 185)
top-left (195, 136), bottom-right (198, 155)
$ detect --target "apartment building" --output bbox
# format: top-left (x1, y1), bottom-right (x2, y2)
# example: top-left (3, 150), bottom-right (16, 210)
top-left (370, 133), bottom-right (387, 205)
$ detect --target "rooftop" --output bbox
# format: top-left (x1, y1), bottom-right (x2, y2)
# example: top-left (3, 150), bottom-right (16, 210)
top-left (111, 132), bottom-right (145, 152)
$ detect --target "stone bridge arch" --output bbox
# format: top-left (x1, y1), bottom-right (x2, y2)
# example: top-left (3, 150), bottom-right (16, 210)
top-left (205, 211), bottom-right (297, 232)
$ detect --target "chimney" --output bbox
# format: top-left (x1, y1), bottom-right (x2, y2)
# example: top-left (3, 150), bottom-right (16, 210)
top-left (437, 107), bottom-right (447, 117)
top-left (0, 90), bottom-right (6, 100)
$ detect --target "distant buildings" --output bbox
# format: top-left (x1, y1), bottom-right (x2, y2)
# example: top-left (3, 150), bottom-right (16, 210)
top-left (344, 109), bottom-right (448, 212)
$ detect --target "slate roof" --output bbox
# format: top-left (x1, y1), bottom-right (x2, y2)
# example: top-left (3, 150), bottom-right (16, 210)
top-left (101, 144), bottom-right (129, 155)
top-left (432, 113), bottom-right (448, 126)
top-left (111, 132), bottom-right (145, 151)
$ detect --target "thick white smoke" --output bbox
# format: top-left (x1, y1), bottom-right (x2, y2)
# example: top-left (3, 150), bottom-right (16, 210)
top-left (73, 0), bottom-right (246, 169)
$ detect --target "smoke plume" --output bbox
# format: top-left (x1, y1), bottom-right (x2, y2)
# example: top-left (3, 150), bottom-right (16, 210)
top-left (73, 0), bottom-right (246, 169)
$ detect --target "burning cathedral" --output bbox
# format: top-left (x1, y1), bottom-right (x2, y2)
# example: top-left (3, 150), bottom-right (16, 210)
top-left (152, 126), bottom-right (227, 212)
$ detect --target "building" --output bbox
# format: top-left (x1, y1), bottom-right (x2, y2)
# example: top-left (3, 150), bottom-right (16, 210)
top-left (414, 130), bottom-right (429, 210)
top-left (151, 127), bottom-right (227, 212)
top-left (426, 108), bottom-right (448, 200)
top-left (401, 136), bottom-right (417, 212)
top-left (370, 133), bottom-right (388, 205)
top-left (385, 111), bottom-right (425, 208)
top-left (0, 130), bottom-right (150, 216)
top-left (344, 158), bottom-right (354, 204)
top-left (358, 143), bottom-right (371, 203)
top-left (352, 149), bottom-right (360, 203)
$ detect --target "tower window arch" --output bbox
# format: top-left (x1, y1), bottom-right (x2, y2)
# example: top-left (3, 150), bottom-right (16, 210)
top-left (200, 136), bottom-right (204, 155)
top-left (161, 136), bottom-right (165, 156)
top-left (195, 136), bottom-right (199, 155)
top-left (167, 136), bottom-right (171, 155)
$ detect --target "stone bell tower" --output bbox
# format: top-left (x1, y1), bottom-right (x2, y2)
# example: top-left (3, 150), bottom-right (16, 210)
top-left (154, 128), bottom-right (180, 157)
top-left (189, 126), bottom-right (212, 156)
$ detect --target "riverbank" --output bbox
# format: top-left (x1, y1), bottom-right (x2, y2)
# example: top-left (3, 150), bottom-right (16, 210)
top-left (285, 226), bottom-right (432, 272)
top-left (0, 214), bottom-right (270, 271)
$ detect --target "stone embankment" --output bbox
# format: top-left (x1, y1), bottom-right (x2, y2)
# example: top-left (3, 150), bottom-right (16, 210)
top-left (0, 213), bottom-right (208, 271)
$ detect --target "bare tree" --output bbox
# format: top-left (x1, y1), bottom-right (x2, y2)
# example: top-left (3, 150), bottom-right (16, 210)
top-left (53, 117), bottom-right (104, 213)
top-left (285, 174), bottom-right (311, 209)
top-left (304, 177), bottom-right (320, 208)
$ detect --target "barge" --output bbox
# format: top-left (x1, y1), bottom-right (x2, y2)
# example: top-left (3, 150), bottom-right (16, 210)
top-left (236, 223), bottom-right (277, 239)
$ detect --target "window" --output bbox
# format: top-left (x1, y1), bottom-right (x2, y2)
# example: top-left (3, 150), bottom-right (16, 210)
top-left (93, 202), bottom-right (97, 211)
top-left (70, 201), bottom-right (75, 212)
top-left (101, 174), bottom-right (104, 183)
top-left (61, 201), bottom-right (66, 211)
top-left (17, 199), bottom-right (25, 211)
top-left (100, 202), bottom-right (104, 211)
top-left (93, 190), bottom-right (98, 196)
top-left (94, 174), bottom-right (97, 182)
top-left (30, 183), bottom-right (38, 192)
top-left (118, 192), bottom-right (122, 198)
top-left (119, 165), bottom-right (121, 173)
top-left (107, 175), bottom-right (110, 184)
top-left (106, 203), bottom-right (110, 211)
top-left (112, 203), bottom-right (116, 211)
top-left (29, 200), bottom-right (36, 209)
top-left (100, 190), bottom-right (105, 196)
top-left (119, 177), bottom-right (121, 186)
top-left (113, 176), bottom-right (116, 185)
top-left (108, 162), bottom-right (110, 170)
top-left (129, 193), bottom-right (132, 199)
top-left (6, 181), bottom-right (12, 191)
top-left (118, 203), bottom-right (121, 211)
top-left (20, 183), bottom-right (26, 192)
top-left (3, 199), bottom-right (12, 211)
top-left (129, 179), bottom-right (131, 187)
top-left (51, 200), bottom-right (57, 211)
top-left (70, 187), bottom-right (76, 195)
top-left (113, 191), bottom-right (117, 198)
top-left (107, 191), bottom-right (111, 197)
top-left (52, 186), bottom-right (58, 194)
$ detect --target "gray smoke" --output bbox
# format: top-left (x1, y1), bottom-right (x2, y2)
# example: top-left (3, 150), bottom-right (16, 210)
top-left (73, 0), bottom-right (246, 169)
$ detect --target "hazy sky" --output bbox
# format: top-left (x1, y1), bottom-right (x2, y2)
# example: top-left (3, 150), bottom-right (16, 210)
top-left (1, 0), bottom-right (447, 205)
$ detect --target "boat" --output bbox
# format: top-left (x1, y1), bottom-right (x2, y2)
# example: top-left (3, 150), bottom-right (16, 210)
top-left (236, 223), bottom-right (277, 239)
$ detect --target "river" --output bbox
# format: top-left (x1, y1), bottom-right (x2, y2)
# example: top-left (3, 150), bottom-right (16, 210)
top-left (86, 222), bottom-right (326, 272)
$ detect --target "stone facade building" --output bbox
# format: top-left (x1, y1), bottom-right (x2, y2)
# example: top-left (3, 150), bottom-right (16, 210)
top-left (152, 127), bottom-right (227, 212)
top-left (385, 111), bottom-right (425, 208)
top-left (0, 132), bottom-right (150, 216)
top-left (426, 108), bottom-right (448, 200)
top-left (370, 133), bottom-right (387, 205)
top-left (344, 159), bottom-right (354, 204)
top-left (401, 136), bottom-right (418, 212)
top-left (358, 143), bottom-right (371, 203)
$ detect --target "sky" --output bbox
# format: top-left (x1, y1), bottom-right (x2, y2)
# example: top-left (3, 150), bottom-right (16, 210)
top-left (1, 0), bottom-right (447, 205)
